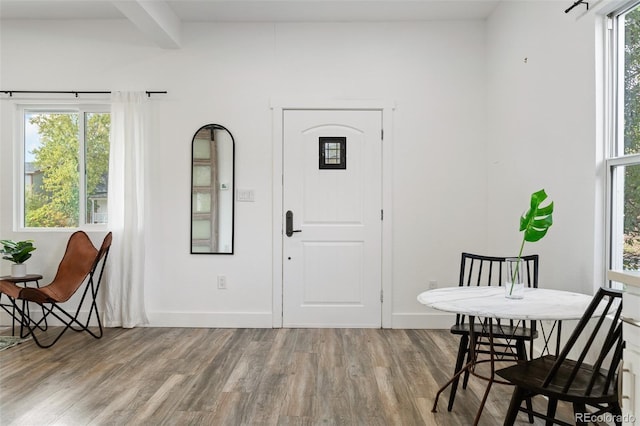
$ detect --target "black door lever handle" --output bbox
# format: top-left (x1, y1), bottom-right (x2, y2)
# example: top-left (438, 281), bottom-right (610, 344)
top-left (286, 210), bottom-right (302, 237)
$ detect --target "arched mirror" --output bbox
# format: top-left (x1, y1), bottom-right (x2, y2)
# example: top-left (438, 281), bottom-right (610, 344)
top-left (191, 124), bottom-right (235, 254)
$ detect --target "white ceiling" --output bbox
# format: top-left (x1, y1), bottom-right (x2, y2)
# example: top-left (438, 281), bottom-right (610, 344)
top-left (0, 0), bottom-right (502, 22)
top-left (0, 0), bottom-right (504, 48)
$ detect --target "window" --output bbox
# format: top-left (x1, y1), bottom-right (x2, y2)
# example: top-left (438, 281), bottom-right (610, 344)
top-left (21, 106), bottom-right (110, 228)
top-left (607, 2), bottom-right (640, 272)
top-left (319, 137), bottom-right (347, 169)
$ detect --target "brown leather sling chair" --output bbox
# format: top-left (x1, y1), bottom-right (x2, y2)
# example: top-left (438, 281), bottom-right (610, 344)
top-left (0, 231), bottom-right (112, 348)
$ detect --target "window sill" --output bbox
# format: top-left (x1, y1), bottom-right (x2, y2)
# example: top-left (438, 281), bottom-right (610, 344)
top-left (608, 269), bottom-right (640, 289)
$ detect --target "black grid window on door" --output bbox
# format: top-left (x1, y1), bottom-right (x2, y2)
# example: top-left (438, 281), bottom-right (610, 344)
top-left (319, 137), bottom-right (346, 170)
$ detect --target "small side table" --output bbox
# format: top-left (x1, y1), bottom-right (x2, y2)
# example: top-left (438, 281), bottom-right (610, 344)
top-left (0, 274), bottom-right (45, 337)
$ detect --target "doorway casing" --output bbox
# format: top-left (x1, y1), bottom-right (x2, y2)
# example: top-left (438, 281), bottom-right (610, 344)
top-left (271, 99), bottom-right (395, 328)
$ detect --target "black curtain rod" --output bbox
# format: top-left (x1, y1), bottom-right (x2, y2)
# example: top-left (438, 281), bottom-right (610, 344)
top-left (565, 0), bottom-right (588, 13)
top-left (1, 90), bottom-right (167, 98)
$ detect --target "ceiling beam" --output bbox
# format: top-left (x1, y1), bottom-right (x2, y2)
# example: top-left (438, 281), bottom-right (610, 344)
top-left (112, 1), bottom-right (181, 49)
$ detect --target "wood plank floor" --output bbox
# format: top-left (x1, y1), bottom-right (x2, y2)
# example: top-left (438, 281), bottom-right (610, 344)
top-left (0, 327), bottom-right (577, 425)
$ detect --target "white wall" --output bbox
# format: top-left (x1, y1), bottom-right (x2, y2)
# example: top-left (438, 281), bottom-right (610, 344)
top-left (486, 2), bottom-right (602, 295)
top-left (1, 3), bottom-right (603, 328)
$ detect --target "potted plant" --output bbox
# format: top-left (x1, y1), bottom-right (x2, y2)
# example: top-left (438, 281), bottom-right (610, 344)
top-left (506, 189), bottom-right (554, 298)
top-left (0, 239), bottom-right (36, 277)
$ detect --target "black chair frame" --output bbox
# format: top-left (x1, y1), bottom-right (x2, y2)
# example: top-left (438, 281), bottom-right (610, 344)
top-left (497, 287), bottom-right (624, 426)
top-left (448, 252), bottom-right (539, 418)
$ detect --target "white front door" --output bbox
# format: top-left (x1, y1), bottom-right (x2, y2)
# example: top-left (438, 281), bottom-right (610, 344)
top-left (282, 109), bottom-right (383, 327)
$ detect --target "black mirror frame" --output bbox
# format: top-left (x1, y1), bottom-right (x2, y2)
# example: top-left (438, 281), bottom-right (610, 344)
top-left (190, 123), bottom-right (235, 255)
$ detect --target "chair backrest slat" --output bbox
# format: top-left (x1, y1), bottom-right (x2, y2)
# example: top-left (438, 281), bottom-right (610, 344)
top-left (455, 252), bottom-right (539, 327)
top-left (542, 287), bottom-right (623, 397)
top-left (561, 298), bottom-right (613, 393)
top-left (588, 322), bottom-right (623, 395)
top-left (578, 298), bottom-right (622, 395)
top-left (476, 261), bottom-right (483, 286)
top-left (458, 253), bottom-right (539, 289)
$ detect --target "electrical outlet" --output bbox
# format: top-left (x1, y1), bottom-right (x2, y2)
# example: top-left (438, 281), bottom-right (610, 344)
top-left (429, 280), bottom-right (437, 289)
top-left (217, 275), bottom-right (227, 289)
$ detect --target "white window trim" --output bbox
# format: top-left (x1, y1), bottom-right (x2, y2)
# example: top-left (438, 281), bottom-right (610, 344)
top-left (15, 102), bottom-right (110, 232)
top-left (604, 1), bottom-right (640, 282)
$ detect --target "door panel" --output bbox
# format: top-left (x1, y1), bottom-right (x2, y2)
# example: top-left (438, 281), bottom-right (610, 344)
top-left (302, 242), bottom-right (363, 304)
top-left (283, 109), bottom-right (382, 327)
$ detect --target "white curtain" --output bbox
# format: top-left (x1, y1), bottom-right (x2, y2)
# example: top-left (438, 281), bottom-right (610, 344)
top-left (105, 91), bottom-right (149, 328)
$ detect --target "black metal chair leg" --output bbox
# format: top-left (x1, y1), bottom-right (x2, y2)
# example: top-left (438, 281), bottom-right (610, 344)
top-left (545, 398), bottom-right (558, 426)
top-left (503, 386), bottom-right (526, 426)
top-left (573, 402), bottom-right (587, 426)
top-left (448, 334), bottom-right (469, 411)
top-left (515, 340), bottom-right (534, 424)
top-left (611, 402), bottom-right (623, 426)
top-left (515, 339), bottom-right (528, 362)
top-left (462, 334), bottom-right (477, 389)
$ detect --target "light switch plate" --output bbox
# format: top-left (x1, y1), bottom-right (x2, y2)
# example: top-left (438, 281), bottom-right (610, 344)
top-left (237, 189), bottom-right (255, 202)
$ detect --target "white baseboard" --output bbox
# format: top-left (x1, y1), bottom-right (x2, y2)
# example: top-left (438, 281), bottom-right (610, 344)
top-left (0, 311), bottom-right (18, 327)
top-left (0, 310), bottom-right (100, 327)
top-left (0, 310), bottom-right (469, 330)
top-left (1, 310), bottom-right (274, 329)
top-left (391, 312), bottom-right (455, 329)
top-left (145, 311), bottom-right (274, 328)
top-left (119, 311), bottom-right (456, 329)
top-left (145, 312), bottom-right (454, 329)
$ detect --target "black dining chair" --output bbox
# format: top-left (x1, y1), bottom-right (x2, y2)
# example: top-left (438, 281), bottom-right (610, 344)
top-left (448, 252), bottom-right (539, 416)
top-left (496, 286), bottom-right (623, 425)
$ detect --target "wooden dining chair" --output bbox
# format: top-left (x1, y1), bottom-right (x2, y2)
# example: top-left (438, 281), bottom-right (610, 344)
top-left (496, 286), bottom-right (623, 425)
top-left (448, 252), bottom-right (539, 415)
top-left (0, 231), bottom-right (112, 348)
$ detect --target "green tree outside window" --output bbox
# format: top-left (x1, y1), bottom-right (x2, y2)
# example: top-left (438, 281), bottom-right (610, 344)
top-left (25, 112), bottom-right (110, 228)
top-left (622, 7), bottom-right (640, 269)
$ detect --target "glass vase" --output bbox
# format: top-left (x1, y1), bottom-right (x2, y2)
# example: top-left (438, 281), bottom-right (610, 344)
top-left (504, 257), bottom-right (524, 299)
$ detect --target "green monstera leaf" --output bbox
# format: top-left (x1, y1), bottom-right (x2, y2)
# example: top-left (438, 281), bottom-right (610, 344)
top-left (510, 189), bottom-right (554, 294)
top-left (520, 189), bottom-right (554, 243)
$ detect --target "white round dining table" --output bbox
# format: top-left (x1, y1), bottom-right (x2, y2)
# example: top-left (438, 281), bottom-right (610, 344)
top-left (417, 286), bottom-right (598, 321)
top-left (417, 286), bottom-right (603, 426)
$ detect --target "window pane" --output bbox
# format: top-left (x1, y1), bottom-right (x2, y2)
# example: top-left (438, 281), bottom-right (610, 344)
top-left (325, 142), bottom-right (341, 164)
top-left (85, 112), bottom-right (110, 224)
top-left (623, 5), bottom-right (640, 154)
top-left (611, 163), bottom-right (640, 271)
top-left (24, 112), bottom-right (80, 227)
